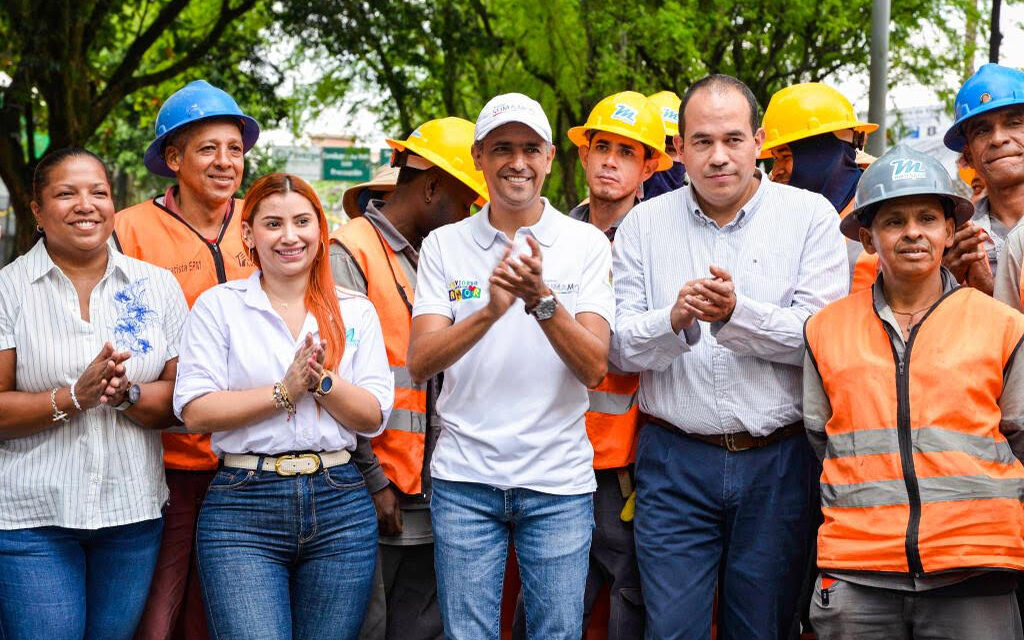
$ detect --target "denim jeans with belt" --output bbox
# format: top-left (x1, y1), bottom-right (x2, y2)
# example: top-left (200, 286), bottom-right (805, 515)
top-left (431, 478), bottom-right (594, 640)
top-left (196, 461), bottom-right (377, 640)
top-left (0, 517), bottom-right (163, 640)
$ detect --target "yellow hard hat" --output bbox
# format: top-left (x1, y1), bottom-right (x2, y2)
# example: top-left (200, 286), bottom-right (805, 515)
top-left (959, 165), bottom-right (977, 186)
top-left (386, 117), bottom-right (489, 205)
top-left (568, 92), bottom-right (673, 171)
top-left (646, 91), bottom-right (681, 137)
top-left (759, 83), bottom-right (879, 159)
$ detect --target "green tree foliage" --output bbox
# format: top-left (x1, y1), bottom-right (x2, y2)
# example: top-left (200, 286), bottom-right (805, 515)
top-left (0, 0), bottom-right (288, 257)
top-left (277, 0), bottom-right (981, 210)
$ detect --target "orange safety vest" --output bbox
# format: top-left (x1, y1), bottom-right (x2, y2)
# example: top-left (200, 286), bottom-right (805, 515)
top-left (113, 196), bottom-right (255, 471)
top-left (587, 367), bottom-right (640, 470)
top-left (330, 217), bottom-right (428, 495)
top-left (839, 200), bottom-right (880, 293)
top-left (805, 286), bottom-right (1024, 575)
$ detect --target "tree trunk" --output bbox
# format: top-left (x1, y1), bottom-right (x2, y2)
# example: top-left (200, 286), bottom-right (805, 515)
top-left (989, 0), bottom-right (1002, 62)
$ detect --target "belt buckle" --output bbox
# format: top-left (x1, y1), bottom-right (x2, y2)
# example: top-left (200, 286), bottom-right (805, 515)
top-left (274, 453), bottom-right (322, 476)
top-left (723, 433), bottom-right (750, 453)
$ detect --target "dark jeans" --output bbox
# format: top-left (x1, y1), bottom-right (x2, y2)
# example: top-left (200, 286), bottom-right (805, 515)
top-left (512, 467), bottom-right (643, 640)
top-left (196, 463), bottom-right (378, 640)
top-left (634, 422), bottom-right (813, 640)
top-left (0, 518), bottom-right (163, 640)
top-left (134, 469), bottom-right (214, 640)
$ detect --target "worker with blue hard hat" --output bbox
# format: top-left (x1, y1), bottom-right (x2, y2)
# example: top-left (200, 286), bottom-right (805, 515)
top-left (111, 79), bottom-right (262, 640)
top-left (941, 64), bottom-right (1024, 304)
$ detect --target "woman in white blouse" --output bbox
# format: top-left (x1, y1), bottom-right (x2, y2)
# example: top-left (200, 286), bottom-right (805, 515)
top-left (174, 173), bottom-right (394, 640)
top-left (0, 148), bottom-right (187, 640)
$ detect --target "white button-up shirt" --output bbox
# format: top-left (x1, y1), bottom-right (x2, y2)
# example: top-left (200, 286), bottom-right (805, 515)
top-left (612, 175), bottom-right (849, 436)
top-left (413, 199), bottom-right (615, 495)
top-left (173, 272), bottom-right (393, 455)
top-left (0, 240), bottom-right (187, 529)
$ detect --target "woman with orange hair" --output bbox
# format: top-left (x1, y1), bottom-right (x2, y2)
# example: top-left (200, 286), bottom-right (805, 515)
top-left (173, 173), bottom-right (394, 640)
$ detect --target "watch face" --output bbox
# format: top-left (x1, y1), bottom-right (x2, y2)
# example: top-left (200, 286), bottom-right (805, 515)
top-left (320, 375), bottom-right (333, 394)
top-left (128, 384), bottom-right (141, 404)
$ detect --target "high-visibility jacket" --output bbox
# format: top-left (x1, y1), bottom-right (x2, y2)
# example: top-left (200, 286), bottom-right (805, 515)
top-left (805, 286), bottom-right (1024, 575)
top-left (839, 200), bottom-right (880, 293)
top-left (113, 196), bottom-right (255, 471)
top-left (587, 366), bottom-right (640, 469)
top-left (330, 217), bottom-right (428, 495)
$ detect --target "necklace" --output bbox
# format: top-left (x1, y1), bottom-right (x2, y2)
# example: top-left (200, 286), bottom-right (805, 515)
top-left (890, 304), bottom-right (933, 318)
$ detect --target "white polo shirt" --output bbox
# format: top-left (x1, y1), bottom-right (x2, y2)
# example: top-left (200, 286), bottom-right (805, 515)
top-left (413, 198), bottom-right (614, 495)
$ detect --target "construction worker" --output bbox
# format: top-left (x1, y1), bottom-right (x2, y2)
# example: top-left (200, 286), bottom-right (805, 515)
top-left (329, 116), bottom-right (488, 640)
top-left (804, 143), bottom-right (1024, 640)
top-left (642, 91), bottom-right (686, 200)
top-left (407, 93), bottom-right (614, 640)
top-left (761, 82), bottom-right (879, 292)
top-left (960, 165), bottom-right (988, 205)
top-left (950, 64), bottom-right (1024, 309)
top-left (613, 74), bottom-right (848, 640)
top-left (343, 164), bottom-right (401, 220)
top-left (509, 91), bottom-right (670, 640)
top-left (112, 79), bottom-right (260, 640)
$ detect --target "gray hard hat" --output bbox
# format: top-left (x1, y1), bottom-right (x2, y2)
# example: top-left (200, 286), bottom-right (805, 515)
top-left (840, 143), bottom-right (974, 241)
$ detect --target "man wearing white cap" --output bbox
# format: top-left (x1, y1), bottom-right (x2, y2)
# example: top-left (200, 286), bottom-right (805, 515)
top-left (407, 93), bottom-right (615, 640)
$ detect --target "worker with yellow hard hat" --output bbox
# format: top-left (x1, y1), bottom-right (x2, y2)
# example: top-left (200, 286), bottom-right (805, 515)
top-left (512, 90), bottom-right (665, 640)
top-left (643, 90), bottom-right (687, 199)
top-left (329, 115), bottom-right (487, 640)
top-left (761, 82), bottom-right (880, 293)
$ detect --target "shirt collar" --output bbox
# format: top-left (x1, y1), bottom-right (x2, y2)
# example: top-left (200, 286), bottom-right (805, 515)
top-left (364, 200), bottom-right (414, 255)
top-left (871, 266), bottom-right (959, 314)
top-left (685, 170), bottom-right (766, 229)
top-left (27, 237), bottom-right (130, 284)
top-left (470, 197), bottom-right (562, 249)
top-left (239, 271), bottom-right (274, 312)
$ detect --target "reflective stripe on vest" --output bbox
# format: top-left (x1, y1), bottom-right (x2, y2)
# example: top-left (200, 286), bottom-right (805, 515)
top-left (805, 286), bottom-right (1024, 575)
top-left (332, 218), bottom-right (428, 495)
top-left (586, 370), bottom-right (641, 469)
top-left (587, 389), bottom-right (637, 415)
top-left (114, 197), bottom-right (255, 471)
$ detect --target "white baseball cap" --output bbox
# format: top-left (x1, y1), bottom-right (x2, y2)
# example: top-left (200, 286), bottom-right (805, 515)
top-left (474, 93), bottom-right (552, 144)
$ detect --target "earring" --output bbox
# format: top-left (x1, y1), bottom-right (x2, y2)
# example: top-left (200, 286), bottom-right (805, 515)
top-left (35, 224), bottom-right (43, 232)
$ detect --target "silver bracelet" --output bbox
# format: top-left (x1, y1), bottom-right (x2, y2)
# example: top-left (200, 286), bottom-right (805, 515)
top-left (69, 379), bottom-right (83, 412)
top-left (50, 388), bottom-right (69, 424)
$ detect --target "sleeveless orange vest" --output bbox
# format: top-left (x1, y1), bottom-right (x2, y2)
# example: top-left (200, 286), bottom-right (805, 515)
top-left (330, 217), bottom-right (428, 495)
top-left (114, 197), bottom-right (255, 471)
top-left (587, 363), bottom-right (640, 469)
top-left (839, 200), bottom-right (880, 293)
top-left (805, 286), bottom-right (1024, 575)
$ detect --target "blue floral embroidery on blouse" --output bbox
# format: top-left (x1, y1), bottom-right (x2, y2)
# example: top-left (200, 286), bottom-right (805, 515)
top-left (112, 278), bottom-right (158, 355)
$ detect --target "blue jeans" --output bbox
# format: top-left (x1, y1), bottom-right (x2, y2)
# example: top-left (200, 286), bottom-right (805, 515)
top-left (0, 518), bottom-right (163, 640)
top-left (431, 478), bottom-right (594, 640)
top-left (196, 462), bottom-right (378, 640)
top-left (635, 422), bottom-right (813, 640)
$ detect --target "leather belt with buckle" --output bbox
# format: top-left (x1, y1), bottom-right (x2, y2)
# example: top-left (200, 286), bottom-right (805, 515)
top-left (222, 450), bottom-right (352, 476)
top-left (648, 417), bottom-right (804, 452)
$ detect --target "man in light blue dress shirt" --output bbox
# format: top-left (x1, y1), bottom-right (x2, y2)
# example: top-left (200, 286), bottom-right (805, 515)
top-left (611, 74), bottom-right (849, 640)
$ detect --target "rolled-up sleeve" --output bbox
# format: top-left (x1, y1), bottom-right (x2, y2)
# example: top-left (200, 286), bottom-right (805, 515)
top-left (713, 200), bottom-right (849, 366)
top-left (173, 291), bottom-right (229, 420)
top-left (611, 214), bottom-right (699, 373)
top-left (348, 298), bottom-right (394, 438)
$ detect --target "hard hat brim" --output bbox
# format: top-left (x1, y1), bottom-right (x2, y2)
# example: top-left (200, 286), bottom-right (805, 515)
top-left (385, 137), bottom-right (489, 205)
top-left (144, 114), bottom-right (260, 178)
top-left (758, 121), bottom-right (879, 159)
top-left (567, 125), bottom-right (674, 171)
top-left (943, 97), bottom-right (1024, 152)
top-left (840, 193), bottom-right (974, 241)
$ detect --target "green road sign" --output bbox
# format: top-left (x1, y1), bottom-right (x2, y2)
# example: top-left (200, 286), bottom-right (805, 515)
top-left (322, 147), bottom-right (373, 181)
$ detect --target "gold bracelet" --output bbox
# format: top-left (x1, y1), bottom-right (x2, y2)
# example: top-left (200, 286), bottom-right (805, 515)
top-left (272, 382), bottom-right (296, 417)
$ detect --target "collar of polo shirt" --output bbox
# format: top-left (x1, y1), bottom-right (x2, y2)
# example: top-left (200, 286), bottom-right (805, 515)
top-left (469, 198), bottom-right (562, 249)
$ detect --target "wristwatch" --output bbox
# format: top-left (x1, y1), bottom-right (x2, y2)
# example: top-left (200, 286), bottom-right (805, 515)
top-left (314, 372), bottom-right (334, 397)
top-left (525, 294), bottom-right (558, 321)
top-left (114, 384), bottom-right (141, 411)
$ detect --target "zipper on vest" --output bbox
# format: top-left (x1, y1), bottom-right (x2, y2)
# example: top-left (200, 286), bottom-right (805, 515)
top-left (209, 243), bottom-right (227, 283)
top-left (894, 339), bottom-right (925, 577)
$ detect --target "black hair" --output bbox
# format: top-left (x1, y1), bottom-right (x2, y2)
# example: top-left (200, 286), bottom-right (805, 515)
top-left (32, 147), bottom-right (111, 204)
top-left (678, 74), bottom-right (760, 138)
top-left (584, 129), bottom-right (657, 160)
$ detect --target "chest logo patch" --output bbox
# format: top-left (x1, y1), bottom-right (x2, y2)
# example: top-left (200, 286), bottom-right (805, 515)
top-left (448, 279), bottom-right (483, 302)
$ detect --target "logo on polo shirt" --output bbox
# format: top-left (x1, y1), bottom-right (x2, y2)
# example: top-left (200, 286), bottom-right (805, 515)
top-left (345, 327), bottom-right (360, 346)
top-left (448, 279), bottom-right (482, 302)
top-left (545, 280), bottom-right (580, 295)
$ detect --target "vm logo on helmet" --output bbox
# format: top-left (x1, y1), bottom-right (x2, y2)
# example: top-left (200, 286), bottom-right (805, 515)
top-left (890, 159), bottom-right (926, 182)
top-left (611, 104), bottom-right (638, 126)
top-left (661, 107), bottom-right (679, 124)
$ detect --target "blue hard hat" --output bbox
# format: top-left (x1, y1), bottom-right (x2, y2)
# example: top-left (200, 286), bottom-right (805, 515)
top-left (944, 63), bottom-right (1024, 152)
top-left (144, 80), bottom-right (261, 178)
